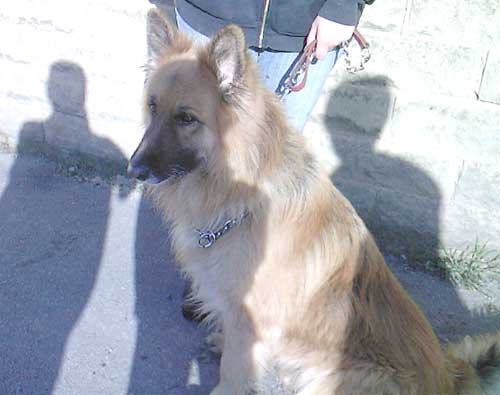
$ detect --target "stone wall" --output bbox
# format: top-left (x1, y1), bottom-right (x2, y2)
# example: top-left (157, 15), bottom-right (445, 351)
top-left (1, 0), bottom-right (498, 258)
top-left (0, 1), bottom-right (153, 163)
top-left (305, 0), bottom-right (500, 257)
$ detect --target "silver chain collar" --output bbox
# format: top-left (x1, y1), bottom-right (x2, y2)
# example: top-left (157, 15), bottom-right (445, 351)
top-left (196, 210), bottom-right (250, 249)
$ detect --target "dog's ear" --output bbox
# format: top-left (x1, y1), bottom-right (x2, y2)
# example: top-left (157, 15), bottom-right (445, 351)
top-left (207, 25), bottom-right (247, 99)
top-left (146, 8), bottom-right (176, 66)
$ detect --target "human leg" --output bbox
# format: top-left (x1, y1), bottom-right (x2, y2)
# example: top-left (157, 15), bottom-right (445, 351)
top-left (250, 48), bottom-right (340, 131)
top-left (176, 10), bottom-right (340, 131)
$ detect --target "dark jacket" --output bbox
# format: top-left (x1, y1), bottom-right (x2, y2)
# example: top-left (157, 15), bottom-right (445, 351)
top-left (176, 0), bottom-right (371, 52)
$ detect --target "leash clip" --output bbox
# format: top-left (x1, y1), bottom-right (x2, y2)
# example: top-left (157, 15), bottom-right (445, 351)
top-left (197, 230), bottom-right (216, 249)
top-left (195, 211), bottom-right (250, 249)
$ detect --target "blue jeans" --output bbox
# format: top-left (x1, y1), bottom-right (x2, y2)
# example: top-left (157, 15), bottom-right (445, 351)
top-left (176, 11), bottom-right (340, 132)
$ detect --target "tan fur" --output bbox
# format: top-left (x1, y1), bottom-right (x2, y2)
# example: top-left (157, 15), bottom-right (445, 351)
top-left (133, 10), bottom-right (500, 395)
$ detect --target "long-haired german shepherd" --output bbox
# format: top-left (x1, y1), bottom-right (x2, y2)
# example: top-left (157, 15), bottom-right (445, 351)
top-left (128, 9), bottom-right (500, 395)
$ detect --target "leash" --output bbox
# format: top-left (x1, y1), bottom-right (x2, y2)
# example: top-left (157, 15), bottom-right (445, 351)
top-left (278, 28), bottom-right (371, 100)
top-left (343, 29), bottom-right (371, 73)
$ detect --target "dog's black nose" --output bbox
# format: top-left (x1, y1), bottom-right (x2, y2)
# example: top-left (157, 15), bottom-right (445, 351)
top-left (127, 161), bottom-right (150, 181)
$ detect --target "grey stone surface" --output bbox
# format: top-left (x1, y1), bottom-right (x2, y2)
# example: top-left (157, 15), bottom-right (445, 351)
top-left (445, 162), bottom-right (500, 248)
top-left (0, 154), bottom-right (497, 395)
top-left (0, 153), bottom-right (218, 395)
top-left (358, 0), bottom-right (407, 36)
top-left (387, 97), bottom-right (500, 166)
top-left (329, 37), bottom-right (486, 100)
top-left (404, 0), bottom-right (500, 47)
top-left (313, 77), bottom-right (395, 136)
top-left (306, 74), bottom-right (500, 256)
top-left (0, 1), bottom-right (149, 159)
top-left (479, 51), bottom-right (500, 104)
top-left (1, 0), bottom-right (499, 262)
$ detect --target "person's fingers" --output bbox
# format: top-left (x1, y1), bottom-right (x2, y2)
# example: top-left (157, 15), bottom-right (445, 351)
top-left (315, 41), bottom-right (328, 60)
top-left (307, 16), bottom-right (355, 60)
top-left (315, 23), bottom-right (329, 60)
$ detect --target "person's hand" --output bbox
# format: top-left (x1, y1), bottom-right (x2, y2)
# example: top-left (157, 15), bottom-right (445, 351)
top-left (306, 16), bottom-right (355, 60)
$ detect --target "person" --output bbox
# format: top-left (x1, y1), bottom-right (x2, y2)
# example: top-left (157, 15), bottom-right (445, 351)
top-left (175, 0), bottom-right (373, 131)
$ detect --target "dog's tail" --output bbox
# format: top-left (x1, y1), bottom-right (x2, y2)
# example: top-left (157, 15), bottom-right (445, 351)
top-left (446, 332), bottom-right (500, 395)
top-left (252, 334), bottom-right (500, 395)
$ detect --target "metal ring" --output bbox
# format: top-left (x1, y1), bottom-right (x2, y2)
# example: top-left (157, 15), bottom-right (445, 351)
top-left (198, 231), bottom-right (216, 248)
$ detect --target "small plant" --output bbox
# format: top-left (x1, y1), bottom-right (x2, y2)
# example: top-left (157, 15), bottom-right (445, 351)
top-left (426, 240), bottom-right (500, 291)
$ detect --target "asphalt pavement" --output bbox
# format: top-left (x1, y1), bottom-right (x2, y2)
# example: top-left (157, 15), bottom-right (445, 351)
top-left (0, 153), bottom-right (218, 395)
top-left (0, 152), bottom-right (498, 395)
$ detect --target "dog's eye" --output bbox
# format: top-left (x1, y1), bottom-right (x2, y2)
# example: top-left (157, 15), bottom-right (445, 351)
top-left (149, 102), bottom-right (157, 115)
top-left (148, 97), bottom-right (157, 115)
top-left (175, 112), bottom-right (197, 126)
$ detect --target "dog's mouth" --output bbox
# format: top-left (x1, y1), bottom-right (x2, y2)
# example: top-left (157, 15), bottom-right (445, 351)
top-left (127, 162), bottom-right (187, 185)
top-left (157, 166), bottom-right (187, 185)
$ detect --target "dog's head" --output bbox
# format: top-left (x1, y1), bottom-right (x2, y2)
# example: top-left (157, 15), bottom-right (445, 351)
top-left (127, 9), bottom-right (252, 185)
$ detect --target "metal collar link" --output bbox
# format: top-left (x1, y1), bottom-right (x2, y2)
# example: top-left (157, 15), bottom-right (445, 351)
top-left (196, 211), bottom-right (250, 249)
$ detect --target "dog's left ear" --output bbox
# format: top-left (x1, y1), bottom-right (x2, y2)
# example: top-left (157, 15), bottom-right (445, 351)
top-left (207, 25), bottom-right (247, 99)
top-left (146, 9), bottom-right (176, 67)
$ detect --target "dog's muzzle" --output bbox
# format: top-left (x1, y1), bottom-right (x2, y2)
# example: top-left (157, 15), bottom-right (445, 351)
top-left (127, 161), bottom-right (149, 181)
top-left (127, 160), bottom-right (164, 184)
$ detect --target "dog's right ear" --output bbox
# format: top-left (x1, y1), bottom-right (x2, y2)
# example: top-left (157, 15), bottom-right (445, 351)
top-left (207, 24), bottom-right (247, 101)
top-left (146, 9), bottom-right (175, 67)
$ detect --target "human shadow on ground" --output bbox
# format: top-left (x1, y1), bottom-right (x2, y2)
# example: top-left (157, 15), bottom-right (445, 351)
top-left (325, 75), bottom-right (499, 340)
top-left (0, 61), bottom-right (126, 393)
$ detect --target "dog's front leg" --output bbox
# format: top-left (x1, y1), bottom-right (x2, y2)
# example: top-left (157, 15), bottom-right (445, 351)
top-left (210, 316), bottom-right (259, 395)
top-left (208, 384), bottom-right (228, 395)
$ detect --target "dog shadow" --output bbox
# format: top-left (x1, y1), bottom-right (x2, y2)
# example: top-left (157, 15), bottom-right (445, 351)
top-left (323, 75), bottom-right (500, 340)
top-left (128, 197), bottom-right (221, 394)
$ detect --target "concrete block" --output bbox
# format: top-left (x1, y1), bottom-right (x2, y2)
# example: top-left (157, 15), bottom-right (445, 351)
top-left (304, 81), bottom-right (500, 258)
top-left (0, 0), bottom-right (151, 163)
top-left (372, 188), bottom-right (441, 258)
top-left (331, 140), bottom-right (445, 201)
top-left (42, 111), bottom-right (128, 163)
top-left (0, 131), bottom-right (11, 152)
top-left (43, 62), bottom-right (86, 116)
top-left (329, 36), bottom-right (486, 99)
top-left (405, 0), bottom-right (500, 47)
top-left (0, 92), bottom-right (51, 145)
top-left (479, 51), bottom-right (500, 105)
top-left (444, 163), bottom-right (500, 250)
top-left (311, 77), bottom-right (396, 136)
top-left (333, 174), bottom-right (442, 259)
top-left (0, 58), bottom-right (48, 105)
top-left (388, 98), bottom-right (500, 164)
top-left (331, 177), bottom-right (378, 223)
top-left (358, 0), bottom-right (407, 36)
top-left (0, 2), bottom-right (149, 72)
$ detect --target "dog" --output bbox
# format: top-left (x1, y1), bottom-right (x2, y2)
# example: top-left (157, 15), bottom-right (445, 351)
top-left (128, 9), bottom-right (500, 395)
